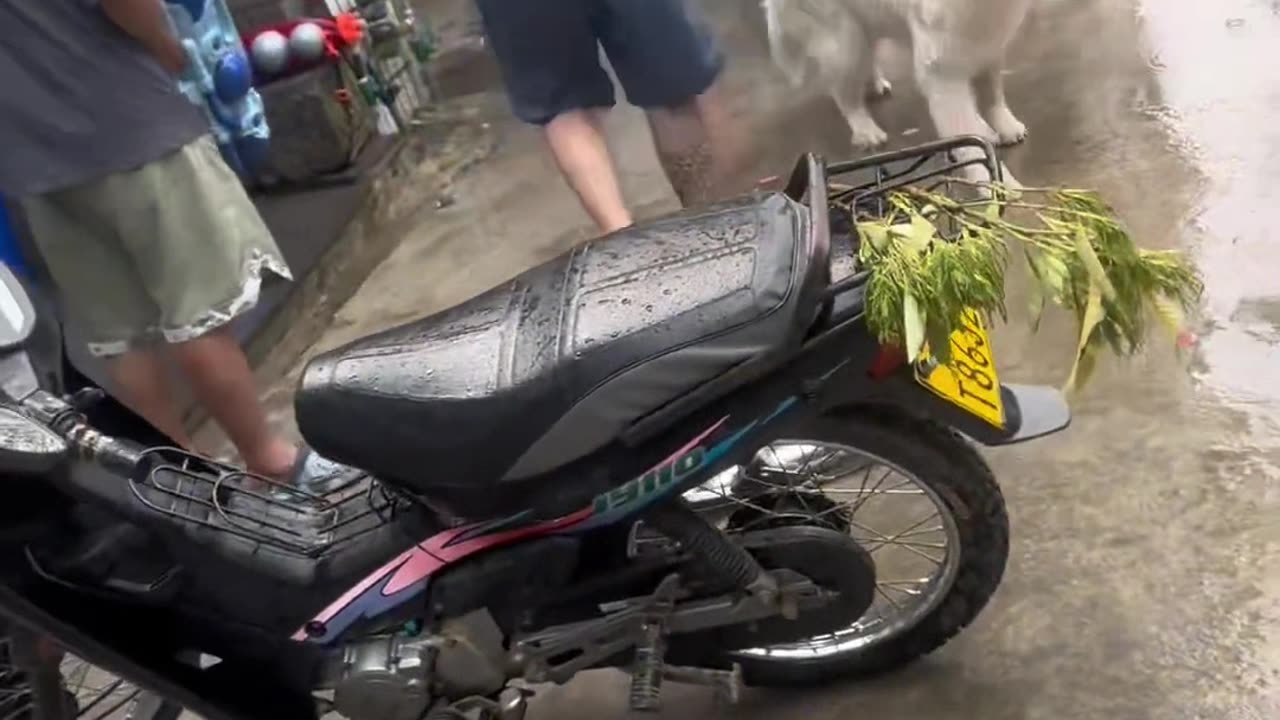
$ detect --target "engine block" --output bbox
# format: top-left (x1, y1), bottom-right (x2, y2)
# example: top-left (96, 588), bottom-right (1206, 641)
top-left (327, 610), bottom-right (509, 720)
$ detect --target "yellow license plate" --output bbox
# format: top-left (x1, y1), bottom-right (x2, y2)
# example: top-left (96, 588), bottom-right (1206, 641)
top-left (914, 310), bottom-right (1005, 429)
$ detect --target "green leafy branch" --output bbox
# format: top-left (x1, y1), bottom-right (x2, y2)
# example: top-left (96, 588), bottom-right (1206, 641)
top-left (849, 184), bottom-right (1203, 392)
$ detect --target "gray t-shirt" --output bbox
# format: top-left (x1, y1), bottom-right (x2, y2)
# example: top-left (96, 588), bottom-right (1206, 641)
top-left (0, 0), bottom-right (209, 196)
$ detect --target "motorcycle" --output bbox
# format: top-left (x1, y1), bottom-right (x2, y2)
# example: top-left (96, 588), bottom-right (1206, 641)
top-left (0, 137), bottom-right (1069, 720)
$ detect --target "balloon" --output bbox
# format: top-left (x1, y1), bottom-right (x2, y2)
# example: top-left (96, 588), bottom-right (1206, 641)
top-left (250, 30), bottom-right (289, 75)
top-left (289, 22), bottom-right (326, 63)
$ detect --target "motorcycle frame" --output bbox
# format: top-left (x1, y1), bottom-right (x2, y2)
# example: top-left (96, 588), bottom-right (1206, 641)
top-left (295, 144), bottom-right (1068, 649)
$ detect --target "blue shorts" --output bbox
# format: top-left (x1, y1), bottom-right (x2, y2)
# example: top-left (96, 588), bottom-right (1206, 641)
top-left (475, 0), bottom-right (724, 125)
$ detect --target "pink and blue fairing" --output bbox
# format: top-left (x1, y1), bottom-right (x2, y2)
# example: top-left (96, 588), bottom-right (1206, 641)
top-left (292, 396), bottom-right (799, 644)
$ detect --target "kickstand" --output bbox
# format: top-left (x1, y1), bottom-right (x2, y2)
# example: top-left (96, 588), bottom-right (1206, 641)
top-left (627, 575), bottom-right (744, 712)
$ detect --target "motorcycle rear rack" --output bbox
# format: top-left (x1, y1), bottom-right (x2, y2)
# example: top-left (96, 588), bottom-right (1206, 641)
top-left (826, 134), bottom-right (1002, 219)
top-left (784, 135), bottom-right (1005, 295)
top-left (127, 447), bottom-right (412, 557)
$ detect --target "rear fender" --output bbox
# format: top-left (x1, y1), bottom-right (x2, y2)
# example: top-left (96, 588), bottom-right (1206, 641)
top-left (848, 371), bottom-right (1071, 446)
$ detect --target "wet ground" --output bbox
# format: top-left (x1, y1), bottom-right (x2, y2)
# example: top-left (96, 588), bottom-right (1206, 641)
top-left (208, 0), bottom-right (1280, 716)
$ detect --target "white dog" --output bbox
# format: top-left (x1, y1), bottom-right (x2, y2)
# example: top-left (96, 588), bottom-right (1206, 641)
top-left (763, 0), bottom-right (1032, 152)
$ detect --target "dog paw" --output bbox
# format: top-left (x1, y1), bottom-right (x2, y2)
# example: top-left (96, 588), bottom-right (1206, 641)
top-left (988, 109), bottom-right (1028, 146)
top-left (850, 126), bottom-right (889, 150)
top-left (994, 120), bottom-right (1028, 146)
top-left (846, 111), bottom-right (889, 150)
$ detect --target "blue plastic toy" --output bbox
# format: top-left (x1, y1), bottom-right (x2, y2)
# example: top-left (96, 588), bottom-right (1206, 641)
top-left (164, 0), bottom-right (270, 179)
top-left (0, 197), bottom-right (29, 279)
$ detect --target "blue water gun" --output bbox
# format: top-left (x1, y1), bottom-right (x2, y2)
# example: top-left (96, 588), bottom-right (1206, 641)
top-left (164, 0), bottom-right (270, 179)
top-left (0, 199), bottom-right (28, 280)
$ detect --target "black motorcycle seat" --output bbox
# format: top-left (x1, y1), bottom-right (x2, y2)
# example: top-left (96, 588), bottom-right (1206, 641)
top-left (295, 192), bottom-right (829, 492)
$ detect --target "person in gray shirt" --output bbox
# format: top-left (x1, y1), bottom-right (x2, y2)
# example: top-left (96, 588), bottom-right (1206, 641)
top-left (0, 0), bottom-right (301, 478)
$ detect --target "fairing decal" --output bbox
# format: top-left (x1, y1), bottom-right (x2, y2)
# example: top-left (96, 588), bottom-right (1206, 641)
top-left (294, 397), bottom-right (798, 644)
top-left (381, 506), bottom-right (596, 595)
top-left (290, 548), bottom-right (437, 642)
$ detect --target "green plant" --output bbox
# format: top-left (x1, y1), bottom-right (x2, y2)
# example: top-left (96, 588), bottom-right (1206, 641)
top-left (847, 184), bottom-right (1203, 392)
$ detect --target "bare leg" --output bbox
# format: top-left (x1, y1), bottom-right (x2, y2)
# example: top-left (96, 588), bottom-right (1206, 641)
top-left (544, 109), bottom-right (633, 234)
top-left (973, 64), bottom-right (1027, 145)
top-left (645, 98), bottom-right (719, 207)
top-left (649, 83), bottom-right (746, 202)
top-left (168, 330), bottom-right (297, 477)
top-left (107, 347), bottom-right (195, 448)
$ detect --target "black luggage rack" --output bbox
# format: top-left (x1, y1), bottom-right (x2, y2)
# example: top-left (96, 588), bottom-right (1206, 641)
top-left (127, 447), bottom-right (416, 557)
top-left (784, 135), bottom-right (1004, 288)
top-left (823, 135), bottom-right (1001, 216)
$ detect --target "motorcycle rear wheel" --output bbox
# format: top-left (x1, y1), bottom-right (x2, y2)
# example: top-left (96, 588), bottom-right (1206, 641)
top-left (691, 406), bottom-right (1010, 686)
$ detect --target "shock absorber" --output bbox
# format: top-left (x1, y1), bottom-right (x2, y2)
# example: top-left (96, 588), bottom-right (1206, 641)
top-left (645, 501), bottom-right (777, 600)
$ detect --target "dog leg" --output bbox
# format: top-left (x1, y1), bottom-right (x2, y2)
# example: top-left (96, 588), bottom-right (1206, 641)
top-left (917, 66), bottom-right (1002, 184)
top-left (763, 0), bottom-right (807, 87)
top-left (833, 25), bottom-right (888, 150)
top-left (868, 65), bottom-right (892, 100)
top-left (918, 71), bottom-right (997, 142)
top-left (835, 81), bottom-right (889, 151)
top-left (912, 20), bottom-right (998, 144)
top-left (868, 40), bottom-right (892, 99)
top-left (974, 65), bottom-right (1027, 145)
top-left (1000, 163), bottom-right (1023, 190)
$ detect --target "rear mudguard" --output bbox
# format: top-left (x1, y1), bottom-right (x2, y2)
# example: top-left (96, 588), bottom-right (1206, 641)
top-left (845, 371), bottom-right (1071, 446)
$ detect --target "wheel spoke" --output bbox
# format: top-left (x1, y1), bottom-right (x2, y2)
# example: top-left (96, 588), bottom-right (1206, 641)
top-left (823, 486), bottom-right (926, 496)
top-left (791, 443), bottom-right (831, 481)
top-left (846, 468), bottom-right (898, 518)
top-left (874, 585), bottom-right (903, 611)
top-left (865, 539), bottom-right (947, 551)
top-left (878, 579), bottom-right (930, 598)
top-left (719, 437), bottom-right (988, 664)
top-left (888, 525), bottom-right (947, 540)
top-left (854, 511), bottom-right (946, 559)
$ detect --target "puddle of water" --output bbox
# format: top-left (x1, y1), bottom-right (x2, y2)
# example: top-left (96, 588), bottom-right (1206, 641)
top-left (1138, 0), bottom-right (1280, 420)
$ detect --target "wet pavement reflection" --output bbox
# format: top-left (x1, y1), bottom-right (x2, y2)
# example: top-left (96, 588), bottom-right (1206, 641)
top-left (525, 0), bottom-right (1280, 717)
